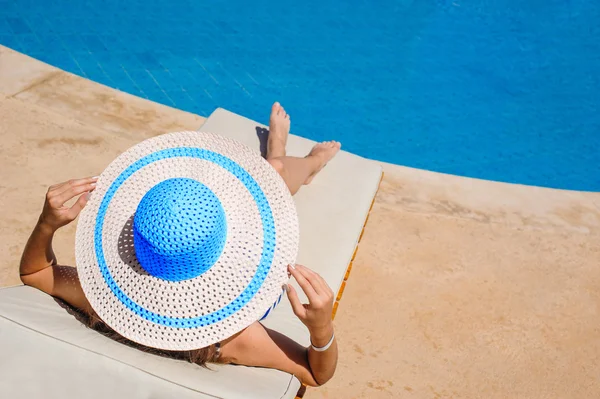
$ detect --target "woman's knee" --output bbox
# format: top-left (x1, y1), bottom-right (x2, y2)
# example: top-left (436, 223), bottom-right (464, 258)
top-left (268, 158), bottom-right (285, 177)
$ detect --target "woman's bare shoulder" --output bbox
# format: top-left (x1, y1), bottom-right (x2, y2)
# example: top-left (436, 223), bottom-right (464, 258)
top-left (219, 321), bottom-right (319, 386)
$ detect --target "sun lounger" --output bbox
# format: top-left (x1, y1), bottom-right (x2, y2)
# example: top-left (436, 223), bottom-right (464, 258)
top-left (0, 108), bottom-right (382, 399)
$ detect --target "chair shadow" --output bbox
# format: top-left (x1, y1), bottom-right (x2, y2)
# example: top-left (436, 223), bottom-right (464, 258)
top-left (255, 126), bottom-right (269, 159)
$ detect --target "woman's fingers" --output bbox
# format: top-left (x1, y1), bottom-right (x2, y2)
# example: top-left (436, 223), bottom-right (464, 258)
top-left (49, 178), bottom-right (78, 192)
top-left (54, 177), bottom-right (98, 196)
top-left (294, 264), bottom-right (331, 297)
top-left (49, 177), bottom-right (97, 199)
top-left (52, 177), bottom-right (97, 207)
top-left (286, 266), bottom-right (335, 332)
top-left (289, 264), bottom-right (319, 303)
top-left (66, 192), bottom-right (91, 220)
top-left (52, 183), bottom-right (96, 208)
top-left (49, 177), bottom-right (96, 195)
top-left (285, 284), bottom-right (306, 319)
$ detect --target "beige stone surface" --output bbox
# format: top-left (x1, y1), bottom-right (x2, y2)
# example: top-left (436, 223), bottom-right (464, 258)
top-left (376, 162), bottom-right (600, 234)
top-left (0, 45), bottom-right (204, 288)
top-left (311, 171), bottom-right (600, 399)
top-left (0, 45), bottom-right (59, 98)
top-left (1, 45), bottom-right (599, 398)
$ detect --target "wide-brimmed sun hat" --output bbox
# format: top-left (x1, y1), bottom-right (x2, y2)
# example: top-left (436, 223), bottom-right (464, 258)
top-left (75, 131), bottom-right (299, 351)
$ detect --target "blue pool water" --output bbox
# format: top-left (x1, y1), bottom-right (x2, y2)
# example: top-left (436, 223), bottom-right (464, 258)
top-left (1, 0), bottom-right (599, 191)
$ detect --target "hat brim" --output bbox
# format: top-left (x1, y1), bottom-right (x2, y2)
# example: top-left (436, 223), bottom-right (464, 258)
top-left (75, 131), bottom-right (299, 350)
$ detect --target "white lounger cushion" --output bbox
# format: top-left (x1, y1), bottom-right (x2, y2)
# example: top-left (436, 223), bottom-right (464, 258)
top-left (0, 108), bottom-right (382, 399)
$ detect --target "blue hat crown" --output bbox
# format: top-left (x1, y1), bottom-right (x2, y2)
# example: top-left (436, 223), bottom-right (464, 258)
top-left (132, 178), bottom-right (227, 281)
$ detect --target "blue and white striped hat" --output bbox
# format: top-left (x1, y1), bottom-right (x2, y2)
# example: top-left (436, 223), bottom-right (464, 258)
top-left (75, 131), bottom-right (299, 350)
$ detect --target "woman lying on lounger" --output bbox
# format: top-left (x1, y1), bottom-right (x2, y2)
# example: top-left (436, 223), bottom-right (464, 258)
top-left (19, 102), bottom-right (342, 387)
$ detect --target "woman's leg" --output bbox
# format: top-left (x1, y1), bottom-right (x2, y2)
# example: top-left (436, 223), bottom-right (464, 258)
top-left (267, 103), bottom-right (340, 195)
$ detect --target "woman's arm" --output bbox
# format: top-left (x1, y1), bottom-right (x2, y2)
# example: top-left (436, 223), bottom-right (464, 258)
top-left (20, 177), bottom-right (97, 312)
top-left (221, 264), bottom-right (338, 386)
top-left (20, 178), bottom-right (339, 384)
top-left (20, 220), bottom-right (57, 276)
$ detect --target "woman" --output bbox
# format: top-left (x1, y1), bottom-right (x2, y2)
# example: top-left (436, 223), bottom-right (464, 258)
top-left (19, 102), bottom-right (342, 387)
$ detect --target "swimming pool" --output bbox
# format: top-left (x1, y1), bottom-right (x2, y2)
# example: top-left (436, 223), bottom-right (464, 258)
top-left (2, 0), bottom-right (599, 191)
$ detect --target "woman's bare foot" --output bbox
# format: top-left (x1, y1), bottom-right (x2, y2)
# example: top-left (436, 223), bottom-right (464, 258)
top-left (267, 102), bottom-right (290, 159)
top-left (304, 141), bottom-right (341, 184)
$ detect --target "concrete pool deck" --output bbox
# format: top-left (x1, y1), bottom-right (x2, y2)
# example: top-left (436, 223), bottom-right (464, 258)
top-left (1, 45), bottom-right (599, 398)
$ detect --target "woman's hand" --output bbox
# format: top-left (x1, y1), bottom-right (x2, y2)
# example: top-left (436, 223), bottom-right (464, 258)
top-left (285, 264), bottom-right (335, 345)
top-left (20, 177), bottom-right (98, 311)
top-left (40, 177), bottom-right (98, 231)
top-left (220, 265), bottom-right (339, 386)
